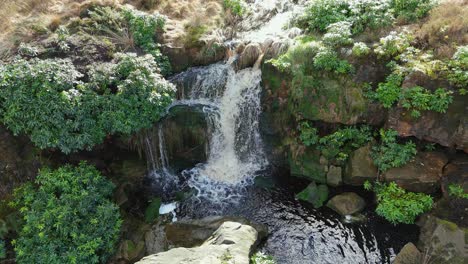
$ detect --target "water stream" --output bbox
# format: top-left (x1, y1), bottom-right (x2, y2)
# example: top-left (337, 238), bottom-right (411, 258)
top-left (141, 1), bottom-right (418, 263)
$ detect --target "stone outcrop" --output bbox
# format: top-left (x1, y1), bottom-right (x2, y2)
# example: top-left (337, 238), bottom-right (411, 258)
top-left (417, 215), bottom-right (468, 264)
top-left (440, 157), bottom-right (468, 224)
top-left (289, 149), bottom-right (327, 184)
top-left (144, 216), bottom-right (267, 256)
top-left (344, 144), bottom-right (378, 185)
top-left (326, 165), bottom-right (343, 187)
top-left (138, 221), bottom-right (261, 264)
top-left (387, 93), bottom-right (468, 153)
top-left (326, 192), bottom-right (366, 216)
top-left (392, 243), bottom-right (422, 264)
top-left (236, 43), bottom-right (262, 70)
top-left (383, 151), bottom-right (448, 193)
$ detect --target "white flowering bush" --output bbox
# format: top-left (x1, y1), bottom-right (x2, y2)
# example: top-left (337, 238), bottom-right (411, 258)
top-left (448, 45), bottom-right (468, 94)
top-left (352, 42), bottom-right (370, 57)
top-left (0, 53), bottom-right (175, 153)
top-left (374, 31), bottom-right (413, 58)
top-left (18, 43), bottom-right (39, 57)
top-left (323, 21), bottom-right (353, 47)
top-left (301, 0), bottom-right (394, 34)
top-left (251, 252), bottom-right (276, 264)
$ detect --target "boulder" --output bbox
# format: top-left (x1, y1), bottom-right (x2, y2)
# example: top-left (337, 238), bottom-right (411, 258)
top-left (144, 216), bottom-right (267, 255)
top-left (344, 144), bottom-right (378, 185)
top-left (326, 192), bottom-right (366, 216)
top-left (327, 166), bottom-right (343, 187)
top-left (383, 152), bottom-right (448, 193)
top-left (392, 243), bottom-right (421, 264)
top-left (296, 182), bottom-right (329, 208)
top-left (236, 43), bottom-right (262, 70)
top-left (162, 42), bottom-right (227, 73)
top-left (137, 221), bottom-right (260, 264)
top-left (417, 215), bottom-right (468, 264)
top-left (290, 149), bottom-right (327, 184)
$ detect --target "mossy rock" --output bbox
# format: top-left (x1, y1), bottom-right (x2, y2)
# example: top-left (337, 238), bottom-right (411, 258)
top-left (296, 182), bottom-right (329, 208)
top-left (289, 148), bottom-right (327, 184)
top-left (145, 198), bottom-right (162, 223)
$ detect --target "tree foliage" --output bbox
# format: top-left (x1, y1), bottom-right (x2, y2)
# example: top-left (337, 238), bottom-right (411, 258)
top-left (11, 163), bottom-right (122, 264)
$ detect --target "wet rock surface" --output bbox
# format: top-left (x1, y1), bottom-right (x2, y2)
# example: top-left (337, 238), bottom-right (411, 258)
top-left (138, 221), bottom-right (260, 264)
top-left (344, 144), bottom-right (378, 185)
top-left (326, 192), bottom-right (366, 216)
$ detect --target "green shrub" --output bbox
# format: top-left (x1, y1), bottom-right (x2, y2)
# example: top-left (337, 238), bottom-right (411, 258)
top-left (251, 252), bottom-right (277, 264)
top-left (0, 240), bottom-right (5, 259)
top-left (0, 54), bottom-right (175, 154)
top-left (223, 0), bottom-right (247, 16)
top-left (319, 126), bottom-right (372, 161)
top-left (313, 47), bottom-right (354, 74)
top-left (391, 0), bottom-right (434, 22)
top-left (322, 21), bottom-right (353, 47)
top-left (370, 73), bottom-right (403, 108)
top-left (400, 87), bottom-right (453, 118)
top-left (352, 42), bottom-right (370, 57)
top-left (374, 31), bottom-right (413, 58)
top-left (447, 45), bottom-right (468, 95)
top-left (364, 181), bottom-right (433, 224)
top-left (11, 163), bottom-right (122, 264)
top-left (371, 129), bottom-right (417, 172)
top-left (88, 53), bottom-right (176, 135)
top-left (299, 122), bottom-right (319, 147)
top-left (448, 184), bottom-right (468, 199)
top-left (299, 0), bottom-right (393, 34)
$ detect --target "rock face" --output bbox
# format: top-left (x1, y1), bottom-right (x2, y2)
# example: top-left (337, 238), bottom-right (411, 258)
top-left (387, 93), bottom-right (468, 153)
top-left (392, 243), bottom-right (421, 264)
top-left (344, 144), bottom-right (378, 185)
top-left (383, 152), bottom-right (448, 193)
top-left (289, 149), bottom-right (327, 184)
top-left (440, 157), bottom-right (468, 224)
top-left (138, 221), bottom-right (259, 264)
top-left (326, 192), bottom-right (366, 216)
top-left (417, 215), bottom-right (468, 264)
top-left (296, 182), bottom-right (329, 208)
top-left (236, 43), bottom-right (262, 70)
top-left (327, 166), bottom-right (343, 187)
top-left (0, 125), bottom-right (41, 199)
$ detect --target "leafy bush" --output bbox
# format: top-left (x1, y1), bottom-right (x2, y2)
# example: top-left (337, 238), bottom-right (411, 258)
top-left (374, 31), bottom-right (413, 58)
top-left (371, 129), bottom-right (417, 172)
top-left (391, 0), bottom-right (434, 22)
top-left (0, 240), bottom-right (5, 259)
top-left (319, 126), bottom-right (372, 161)
top-left (448, 184), bottom-right (468, 199)
top-left (447, 45), bottom-right (468, 95)
top-left (11, 163), bottom-right (122, 264)
top-left (223, 0), bottom-right (247, 16)
top-left (313, 47), bottom-right (354, 74)
top-left (371, 73), bottom-right (403, 108)
top-left (251, 252), bottom-right (277, 264)
top-left (299, 122), bottom-right (319, 147)
top-left (300, 0), bottom-right (393, 34)
top-left (400, 87), bottom-right (453, 118)
top-left (364, 181), bottom-right (433, 224)
top-left (322, 21), bottom-right (353, 47)
top-left (88, 53), bottom-right (176, 135)
top-left (352, 42), bottom-right (370, 57)
top-left (0, 54), bottom-right (175, 153)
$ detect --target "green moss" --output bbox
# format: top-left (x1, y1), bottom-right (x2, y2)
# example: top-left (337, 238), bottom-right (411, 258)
top-left (144, 198), bottom-right (162, 223)
top-left (296, 183), bottom-right (329, 208)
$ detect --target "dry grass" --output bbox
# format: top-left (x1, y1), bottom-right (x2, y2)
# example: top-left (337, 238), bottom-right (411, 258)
top-left (414, 0), bottom-right (468, 58)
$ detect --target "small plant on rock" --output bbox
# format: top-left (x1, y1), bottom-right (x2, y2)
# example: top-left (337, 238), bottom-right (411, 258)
top-left (364, 181), bottom-right (433, 224)
top-left (371, 129), bottom-right (417, 172)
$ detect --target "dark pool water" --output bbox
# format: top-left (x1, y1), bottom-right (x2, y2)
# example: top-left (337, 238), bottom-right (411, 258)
top-left (168, 174), bottom-right (419, 264)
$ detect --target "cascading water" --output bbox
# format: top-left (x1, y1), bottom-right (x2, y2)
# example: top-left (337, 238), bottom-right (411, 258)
top-left (142, 0), bottom-right (418, 263)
